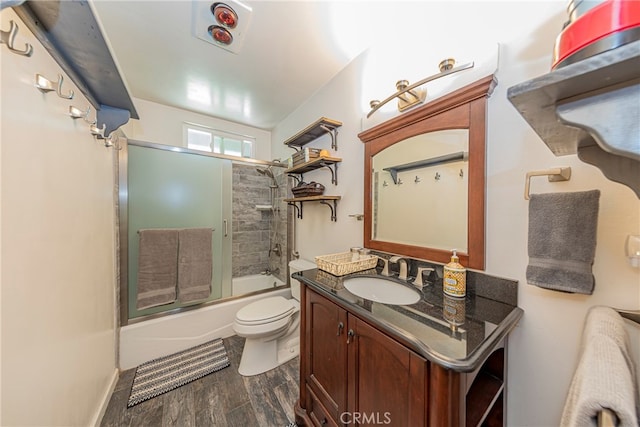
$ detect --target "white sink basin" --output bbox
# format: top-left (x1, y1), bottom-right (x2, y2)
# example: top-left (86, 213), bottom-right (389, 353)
top-left (343, 277), bottom-right (421, 305)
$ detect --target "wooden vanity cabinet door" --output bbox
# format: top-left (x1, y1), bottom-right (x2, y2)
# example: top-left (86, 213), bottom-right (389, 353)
top-left (347, 316), bottom-right (427, 426)
top-left (305, 288), bottom-right (348, 424)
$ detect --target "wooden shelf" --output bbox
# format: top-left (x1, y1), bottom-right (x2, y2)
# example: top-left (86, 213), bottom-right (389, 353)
top-left (283, 117), bottom-right (342, 150)
top-left (284, 196), bottom-right (341, 222)
top-left (507, 40), bottom-right (640, 197)
top-left (287, 156), bottom-right (342, 185)
top-left (14, 2), bottom-right (138, 137)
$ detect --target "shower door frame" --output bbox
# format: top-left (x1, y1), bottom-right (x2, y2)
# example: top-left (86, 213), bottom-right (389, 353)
top-left (118, 138), bottom-right (286, 326)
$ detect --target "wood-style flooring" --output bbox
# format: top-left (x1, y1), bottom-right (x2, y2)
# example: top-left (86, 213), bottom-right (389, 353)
top-left (100, 335), bottom-right (299, 427)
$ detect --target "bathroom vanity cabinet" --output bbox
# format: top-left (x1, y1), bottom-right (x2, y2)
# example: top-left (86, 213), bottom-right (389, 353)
top-left (304, 288), bottom-right (427, 426)
top-left (294, 268), bottom-right (523, 427)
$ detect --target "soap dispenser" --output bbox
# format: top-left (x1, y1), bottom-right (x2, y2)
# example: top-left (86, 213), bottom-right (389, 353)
top-left (443, 249), bottom-right (466, 297)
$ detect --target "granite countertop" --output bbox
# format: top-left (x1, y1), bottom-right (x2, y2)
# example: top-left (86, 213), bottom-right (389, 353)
top-left (294, 267), bottom-right (524, 372)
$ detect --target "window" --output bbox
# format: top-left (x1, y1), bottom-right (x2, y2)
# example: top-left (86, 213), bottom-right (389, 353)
top-left (183, 123), bottom-right (255, 158)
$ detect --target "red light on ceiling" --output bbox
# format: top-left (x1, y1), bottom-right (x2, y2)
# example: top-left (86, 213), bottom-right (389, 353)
top-left (208, 25), bottom-right (233, 45)
top-left (211, 3), bottom-right (238, 29)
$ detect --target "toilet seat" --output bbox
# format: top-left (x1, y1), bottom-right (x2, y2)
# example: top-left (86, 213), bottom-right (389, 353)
top-left (235, 296), bottom-right (296, 326)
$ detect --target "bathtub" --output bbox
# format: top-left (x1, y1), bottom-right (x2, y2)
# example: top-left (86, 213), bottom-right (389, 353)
top-left (232, 273), bottom-right (284, 296)
top-left (119, 278), bottom-right (288, 369)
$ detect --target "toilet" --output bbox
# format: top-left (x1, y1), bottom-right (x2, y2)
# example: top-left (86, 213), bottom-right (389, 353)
top-left (233, 258), bottom-right (316, 376)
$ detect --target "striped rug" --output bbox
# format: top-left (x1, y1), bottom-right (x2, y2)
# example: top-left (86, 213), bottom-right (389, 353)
top-left (127, 338), bottom-right (230, 407)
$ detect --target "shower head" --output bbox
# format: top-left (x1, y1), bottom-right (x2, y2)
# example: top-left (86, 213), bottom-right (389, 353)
top-left (257, 166), bottom-right (279, 188)
top-left (256, 166), bottom-right (275, 179)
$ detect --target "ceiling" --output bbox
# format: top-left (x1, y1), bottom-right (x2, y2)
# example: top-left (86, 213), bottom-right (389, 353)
top-left (91, 0), bottom-right (376, 130)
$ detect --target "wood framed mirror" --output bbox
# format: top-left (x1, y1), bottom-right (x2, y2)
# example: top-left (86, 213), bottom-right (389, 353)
top-left (358, 75), bottom-right (496, 270)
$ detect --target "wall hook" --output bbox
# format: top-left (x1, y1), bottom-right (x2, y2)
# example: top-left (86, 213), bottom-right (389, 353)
top-left (459, 169), bottom-right (464, 178)
top-left (89, 123), bottom-right (106, 139)
top-left (382, 180), bottom-right (388, 187)
top-left (0, 20), bottom-right (33, 57)
top-left (414, 175), bottom-right (421, 183)
top-left (35, 73), bottom-right (74, 99)
top-left (435, 172), bottom-right (441, 181)
top-left (104, 133), bottom-right (122, 149)
top-left (397, 178), bottom-right (403, 185)
top-left (69, 105), bottom-right (90, 120)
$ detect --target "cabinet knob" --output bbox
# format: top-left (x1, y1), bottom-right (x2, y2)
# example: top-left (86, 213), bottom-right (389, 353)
top-left (337, 321), bottom-right (344, 336)
top-left (347, 329), bottom-right (354, 344)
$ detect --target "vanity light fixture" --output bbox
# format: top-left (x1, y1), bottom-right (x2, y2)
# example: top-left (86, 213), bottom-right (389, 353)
top-left (367, 58), bottom-right (474, 118)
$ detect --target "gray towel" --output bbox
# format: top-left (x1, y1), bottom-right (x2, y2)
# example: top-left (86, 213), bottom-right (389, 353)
top-left (137, 229), bottom-right (179, 310)
top-left (526, 190), bottom-right (600, 294)
top-left (177, 228), bottom-right (213, 303)
top-left (560, 306), bottom-right (639, 427)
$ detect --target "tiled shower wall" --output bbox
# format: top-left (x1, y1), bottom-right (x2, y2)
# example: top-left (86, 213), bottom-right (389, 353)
top-left (232, 164), bottom-right (288, 283)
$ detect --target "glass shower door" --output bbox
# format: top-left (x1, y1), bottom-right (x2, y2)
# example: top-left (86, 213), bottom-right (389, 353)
top-left (127, 144), bottom-right (232, 319)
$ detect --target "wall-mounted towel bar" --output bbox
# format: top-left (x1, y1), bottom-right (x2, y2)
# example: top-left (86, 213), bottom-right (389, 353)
top-left (136, 228), bottom-right (215, 234)
top-left (615, 308), bottom-right (640, 325)
top-left (524, 167), bottom-right (571, 200)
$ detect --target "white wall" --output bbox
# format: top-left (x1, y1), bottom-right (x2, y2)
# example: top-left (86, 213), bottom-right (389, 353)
top-left (1, 8), bottom-right (117, 426)
top-left (272, 2), bottom-right (640, 426)
top-left (121, 97), bottom-right (273, 161)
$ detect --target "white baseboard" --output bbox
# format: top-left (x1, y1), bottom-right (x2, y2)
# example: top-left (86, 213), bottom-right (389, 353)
top-left (91, 369), bottom-right (119, 427)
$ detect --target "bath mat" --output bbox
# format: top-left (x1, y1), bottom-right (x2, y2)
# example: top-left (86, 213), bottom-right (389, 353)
top-left (127, 338), bottom-right (230, 407)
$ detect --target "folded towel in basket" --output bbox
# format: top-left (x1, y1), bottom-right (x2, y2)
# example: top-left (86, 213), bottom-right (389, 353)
top-left (560, 306), bottom-right (639, 427)
top-left (177, 228), bottom-right (213, 303)
top-left (526, 190), bottom-right (600, 294)
top-left (137, 229), bottom-right (179, 310)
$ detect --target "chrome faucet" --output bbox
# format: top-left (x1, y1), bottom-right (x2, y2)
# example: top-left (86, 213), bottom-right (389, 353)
top-left (389, 256), bottom-right (408, 280)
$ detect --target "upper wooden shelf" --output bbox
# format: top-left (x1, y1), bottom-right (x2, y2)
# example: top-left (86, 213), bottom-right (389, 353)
top-left (283, 117), bottom-right (342, 150)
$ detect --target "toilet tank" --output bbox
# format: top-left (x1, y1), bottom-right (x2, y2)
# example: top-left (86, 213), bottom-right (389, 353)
top-left (289, 258), bottom-right (316, 301)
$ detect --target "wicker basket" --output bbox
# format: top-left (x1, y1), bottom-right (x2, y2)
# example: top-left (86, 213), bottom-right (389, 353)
top-left (291, 181), bottom-right (325, 197)
top-left (315, 252), bottom-right (379, 276)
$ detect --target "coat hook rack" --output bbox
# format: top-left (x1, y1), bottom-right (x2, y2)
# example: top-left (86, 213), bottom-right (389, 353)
top-left (35, 73), bottom-right (74, 99)
top-left (367, 59), bottom-right (474, 118)
top-left (524, 167), bottom-right (571, 200)
top-left (0, 20), bottom-right (33, 57)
